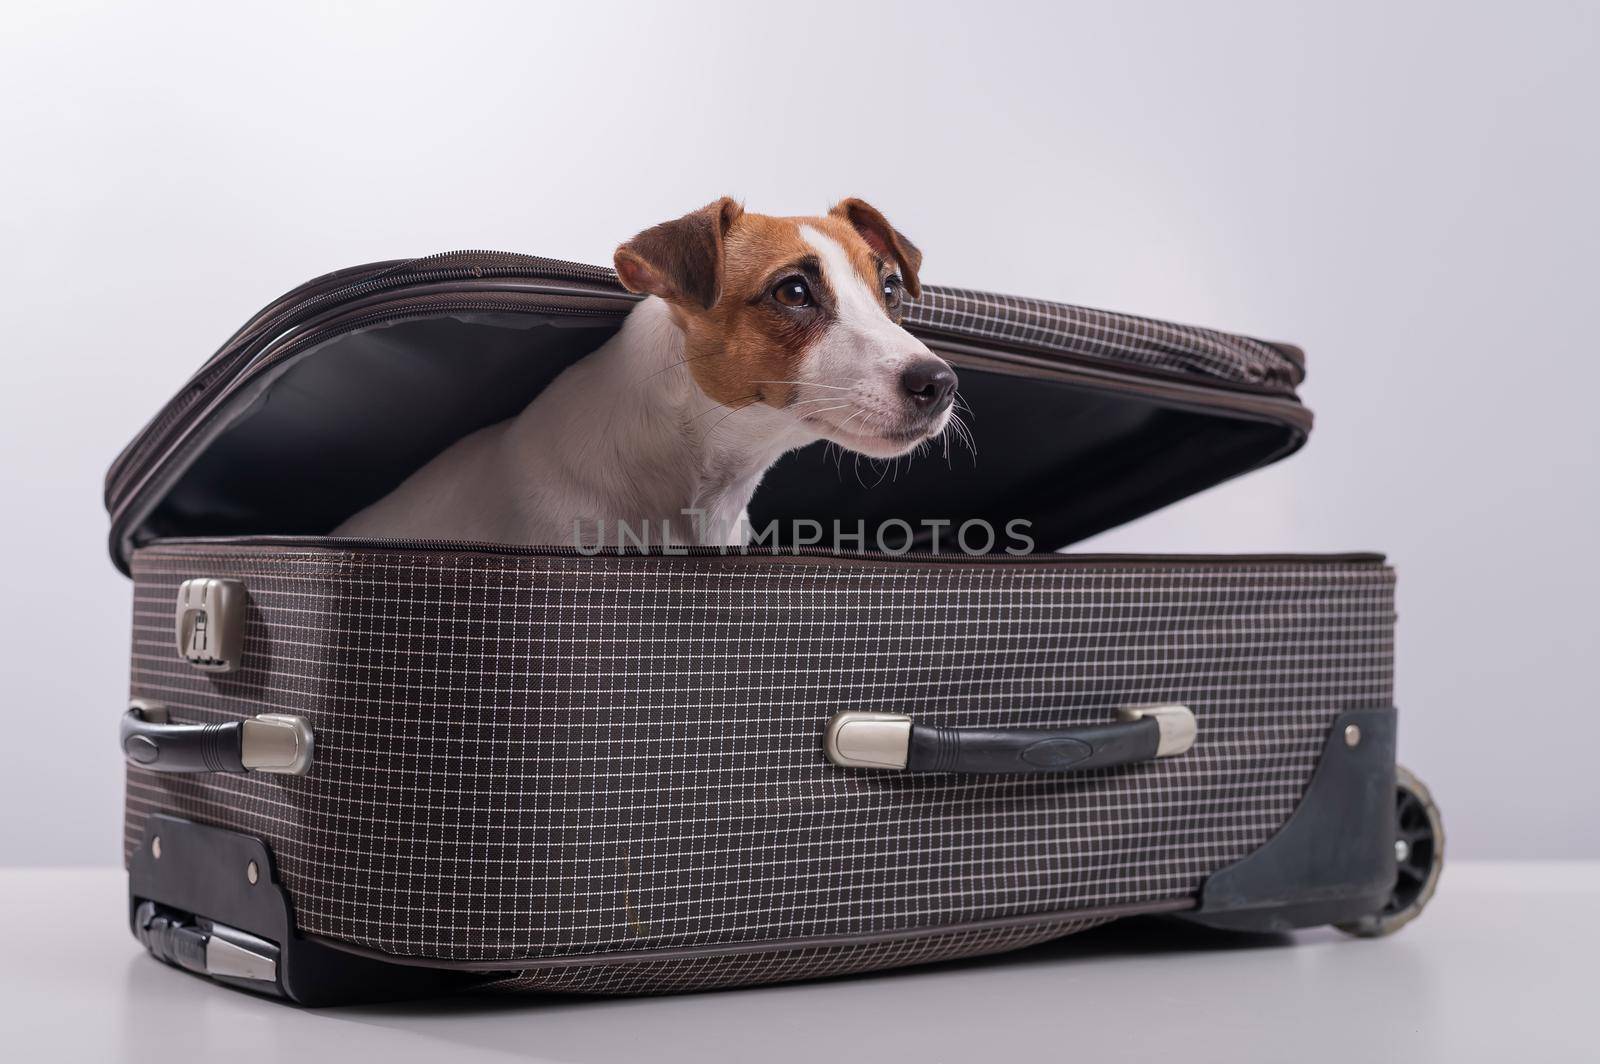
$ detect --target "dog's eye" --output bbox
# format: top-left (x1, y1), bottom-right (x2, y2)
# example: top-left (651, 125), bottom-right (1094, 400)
top-left (882, 274), bottom-right (903, 308)
top-left (772, 278), bottom-right (812, 308)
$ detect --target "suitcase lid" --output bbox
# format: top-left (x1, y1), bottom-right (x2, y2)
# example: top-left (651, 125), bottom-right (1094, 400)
top-left (103, 251), bottom-right (1309, 572)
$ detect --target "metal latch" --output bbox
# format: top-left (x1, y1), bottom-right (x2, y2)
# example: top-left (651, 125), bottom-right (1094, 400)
top-left (175, 578), bottom-right (246, 672)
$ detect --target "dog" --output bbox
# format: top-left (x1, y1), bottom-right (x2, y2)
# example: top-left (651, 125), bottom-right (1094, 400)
top-left (334, 198), bottom-right (959, 547)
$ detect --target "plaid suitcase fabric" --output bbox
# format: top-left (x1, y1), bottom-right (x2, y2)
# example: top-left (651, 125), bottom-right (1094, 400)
top-left (124, 544), bottom-right (1393, 992)
top-left (482, 915), bottom-right (1112, 996)
top-left (905, 287), bottom-right (1302, 390)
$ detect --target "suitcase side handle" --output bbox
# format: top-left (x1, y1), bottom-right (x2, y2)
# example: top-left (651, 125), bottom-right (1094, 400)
top-left (121, 700), bottom-right (313, 776)
top-left (823, 705), bottom-right (1194, 774)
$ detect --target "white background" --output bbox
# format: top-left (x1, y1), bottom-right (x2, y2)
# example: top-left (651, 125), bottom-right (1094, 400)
top-left (1, 0), bottom-right (1594, 865)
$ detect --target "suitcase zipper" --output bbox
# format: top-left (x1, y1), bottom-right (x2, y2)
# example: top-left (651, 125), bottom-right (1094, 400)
top-left (140, 535), bottom-right (1385, 568)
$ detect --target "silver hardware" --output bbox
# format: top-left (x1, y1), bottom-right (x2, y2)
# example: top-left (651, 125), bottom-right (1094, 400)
top-left (239, 714), bottom-right (314, 776)
top-left (246, 860), bottom-right (259, 885)
top-left (129, 697), bottom-right (169, 724)
top-left (123, 698), bottom-right (167, 765)
top-left (824, 712), bottom-right (912, 769)
top-left (1345, 723), bottom-right (1362, 748)
top-left (204, 923), bottom-right (277, 983)
top-left (175, 578), bottom-right (246, 672)
top-left (1116, 704), bottom-right (1198, 758)
top-left (151, 836), bottom-right (162, 860)
top-left (1395, 838), bottom-right (1411, 863)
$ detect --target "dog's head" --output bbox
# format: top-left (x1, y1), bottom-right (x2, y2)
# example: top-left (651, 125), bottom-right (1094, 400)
top-left (614, 198), bottom-right (957, 458)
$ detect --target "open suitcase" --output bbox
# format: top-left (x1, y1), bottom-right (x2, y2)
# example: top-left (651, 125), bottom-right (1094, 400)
top-left (108, 252), bottom-right (1444, 1002)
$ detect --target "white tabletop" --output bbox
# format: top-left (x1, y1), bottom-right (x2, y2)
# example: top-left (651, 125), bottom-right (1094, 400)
top-left (1, 863), bottom-right (1592, 1063)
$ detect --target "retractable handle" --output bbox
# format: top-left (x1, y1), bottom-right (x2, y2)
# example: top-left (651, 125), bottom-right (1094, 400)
top-left (823, 705), bottom-right (1195, 774)
top-left (121, 699), bottom-right (313, 776)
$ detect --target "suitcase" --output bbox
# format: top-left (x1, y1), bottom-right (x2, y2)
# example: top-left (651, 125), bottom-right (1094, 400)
top-left (108, 252), bottom-right (1444, 1002)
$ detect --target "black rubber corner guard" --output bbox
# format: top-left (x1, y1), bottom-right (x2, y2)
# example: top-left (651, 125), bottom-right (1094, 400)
top-left (128, 813), bottom-right (486, 1006)
top-left (1181, 707), bottom-right (1398, 932)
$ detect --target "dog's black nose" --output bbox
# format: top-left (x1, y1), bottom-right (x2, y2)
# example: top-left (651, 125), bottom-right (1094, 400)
top-left (900, 359), bottom-right (958, 414)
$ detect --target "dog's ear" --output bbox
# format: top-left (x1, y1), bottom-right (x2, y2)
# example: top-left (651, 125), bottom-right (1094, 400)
top-left (829, 198), bottom-right (923, 299)
top-left (614, 197), bottom-right (744, 311)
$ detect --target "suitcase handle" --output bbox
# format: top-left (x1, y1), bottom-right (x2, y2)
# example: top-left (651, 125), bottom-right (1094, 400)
top-left (121, 699), bottom-right (313, 776)
top-left (823, 705), bottom-right (1194, 774)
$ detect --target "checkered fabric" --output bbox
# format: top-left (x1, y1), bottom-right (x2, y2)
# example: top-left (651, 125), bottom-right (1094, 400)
top-left (482, 914), bottom-right (1112, 996)
top-left (906, 287), bottom-right (1302, 390)
top-left (124, 544), bottom-right (1393, 991)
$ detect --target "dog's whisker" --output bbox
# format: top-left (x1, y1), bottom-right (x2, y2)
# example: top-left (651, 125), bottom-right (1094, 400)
top-left (633, 350), bottom-right (718, 389)
top-left (835, 408), bottom-right (881, 446)
top-left (837, 408), bottom-right (872, 432)
top-left (948, 423), bottom-right (968, 457)
top-left (947, 408), bottom-right (972, 444)
top-left (703, 396), bottom-right (773, 436)
top-left (799, 404), bottom-right (856, 425)
top-left (753, 380), bottom-right (858, 391)
top-left (867, 455), bottom-right (892, 489)
top-left (948, 412), bottom-right (978, 464)
top-left (685, 395), bottom-right (760, 425)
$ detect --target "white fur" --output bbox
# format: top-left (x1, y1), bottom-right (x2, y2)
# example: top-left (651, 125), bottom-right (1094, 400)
top-left (336, 298), bottom-right (815, 547)
top-left (794, 226), bottom-right (952, 459)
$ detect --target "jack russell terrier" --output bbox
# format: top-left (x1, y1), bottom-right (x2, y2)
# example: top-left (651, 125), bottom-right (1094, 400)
top-left (335, 198), bottom-right (959, 547)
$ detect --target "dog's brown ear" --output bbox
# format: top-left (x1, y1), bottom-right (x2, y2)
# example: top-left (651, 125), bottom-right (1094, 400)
top-left (614, 197), bottom-right (744, 311)
top-left (829, 198), bottom-right (923, 299)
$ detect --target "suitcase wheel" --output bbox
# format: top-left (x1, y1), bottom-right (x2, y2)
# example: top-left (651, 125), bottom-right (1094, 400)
top-left (1336, 764), bottom-right (1444, 938)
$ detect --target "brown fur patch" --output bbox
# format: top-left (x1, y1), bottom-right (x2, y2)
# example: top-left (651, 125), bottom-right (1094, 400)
top-left (829, 198), bottom-right (922, 298)
top-left (614, 197), bottom-right (742, 310)
top-left (615, 203), bottom-right (913, 410)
